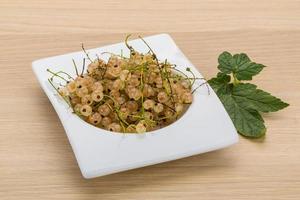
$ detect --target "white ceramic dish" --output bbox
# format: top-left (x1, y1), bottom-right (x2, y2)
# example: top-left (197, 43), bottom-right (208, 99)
top-left (32, 34), bottom-right (238, 179)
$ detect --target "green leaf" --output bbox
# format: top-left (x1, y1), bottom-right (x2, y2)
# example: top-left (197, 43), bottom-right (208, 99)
top-left (235, 62), bottom-right (265, 81)
top-left (248, 109), bottom-right (264, 122)
top-left (209, 51), bottom-right (289, 138)
top-left (231, 83), bottom-right (289, 112)
top-left (207, 72), bottom-right (230, 92)
top-left (217, 51), bottom-right (265, 81)
top-left (219, 93), bottom-right (266, 138)
top-left (217, 51), bottom-right (234, 74)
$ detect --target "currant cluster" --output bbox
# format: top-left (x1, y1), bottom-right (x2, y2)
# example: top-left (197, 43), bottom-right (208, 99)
top-left (48, 36), bottom-right (201, 133)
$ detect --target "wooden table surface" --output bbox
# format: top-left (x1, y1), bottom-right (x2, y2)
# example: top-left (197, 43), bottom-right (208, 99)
top-left (1, 0), bottom-right (299, 199)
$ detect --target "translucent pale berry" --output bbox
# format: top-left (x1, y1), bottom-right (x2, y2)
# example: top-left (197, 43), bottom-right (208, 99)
top-left (80, 104), bottom-right (92, 116)
top-left (91, 91), bottom-right (104, 102)
top-left (113, 79), bottom-right (123, 91)
top-left (126, 101), bottom-right (138, 112)
top-left (76, 86), bottom-right (88, 97)
top-left (87, 62), bottom-right (99, 74)
top-left (136, 122), bottom-right (146, 133)
top-left (180, 80), bottom-right (190, 89)
top-left (157, 92), bottom-right (168, 103)
top-left (144, 112), bottom-right (154, 120)
top-left (128, 87), bottom-right (142, 100)
top-left (58, 87), bottom-right (69, 97)
top-left (107, 122), bottom-right (122, 132)
top-left (98, 104), bottom-right (111, 116)
top-left (81, 95), bottom-right (93, 105)
top-left (91, 81), bottom-right (104, 92)
top-left (119, 107), bottom-right (129, 119)
top-left (66, 81), bottom-right (76, 93)
top-left (143, 99), bottom-right (154, 110)
top-left (74, 104), bottom-right (82, 113)
top-left (88, 112), bottom-right (102, 125)
top-left (126, 125), bottom-right (136, 133)
top-left (119, 70), bottom-right (130, 81)
top-left (71, 96), bottom-right (81, 105)
top-left (153, 103), bottom-right (164, 113)
top-left (101, 117), bottom-right (112, 127)
top-left (175, 103), bottom-right (184, 113)
top-left (182, 92), bottom-right (193, 103)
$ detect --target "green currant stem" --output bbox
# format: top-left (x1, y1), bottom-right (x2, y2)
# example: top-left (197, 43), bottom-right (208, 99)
top-left (107, 103), bottom-right (129, 128)
top-left (171, 67), bottom-right (191, 84)
top-left (232, 73), bottom-right (240, 86)
top-left (125, 34), bottom-right (135, 53)
top-left (101, 52), bottom-right (129, 59)
top-left (81, 58), bottom-right (86, 76)
top-left (103, 94), bottom-right (119, 109)
top-left (47, 69), bottom-right (69, 82)
top-left (47, 79), bottom-right (72, 109)
top-left (186, 68), bottom-right (196, 87)
top-left (153, 99), bottom-right (176, 113)
top-left (191, 81), bottom-right (210, 94)
top-left (55, 71), bottom-right (75, 80)
top-left (138, 35), bottom-right (159, 63)
top-left (81, 43), bottom-right (93, 63)
top-left (72, 59), bottom-right (79, 76)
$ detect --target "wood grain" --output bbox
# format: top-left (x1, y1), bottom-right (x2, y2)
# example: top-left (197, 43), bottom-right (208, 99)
top-left (0, 0), bottom-right (299, 199)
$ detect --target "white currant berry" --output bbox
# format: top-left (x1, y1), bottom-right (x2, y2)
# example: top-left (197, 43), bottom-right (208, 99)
top-left (88, 112), bottom-right (102, 125)
top-left (80, 104), bottom-right (92, 117)
top-left (91, 81), bottom-right (104, 92)
top-left (143, 99), bottom-right (154, 110)
top-left (119, 70), bottom-right (130, 81)
top-left (101, 117), bottom-right (112, 127)
top-left (76, 86), bottom-right (88, 97)
top-left (182, 92), bottom-right (193, 103)
top-left (107, 122), bottom-right (122, 132)
top-left (157, 92), bottom-right (168, 103)
top-left (81, 94), bottom-right (93, 105)
top-left (66, 81), bottom-right (76, 93)
top-left (136, 122), bottom-right (146, 133)
top-left (153, 103), bottom-right (164, 113)
top-left (91, 91), bottom-right (104, 102)
top-left (175, 103), bottom-right (184, 113)
top-left (98, 104), bottom-right (111, 116)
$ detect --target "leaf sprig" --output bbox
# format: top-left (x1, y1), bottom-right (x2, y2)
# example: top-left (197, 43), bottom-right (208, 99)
top-left (208, 51), bottom-right (289, 138)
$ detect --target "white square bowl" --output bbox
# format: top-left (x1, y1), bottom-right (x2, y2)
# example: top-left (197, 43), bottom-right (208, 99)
top-left (32, 34), bottom-right (238, 179)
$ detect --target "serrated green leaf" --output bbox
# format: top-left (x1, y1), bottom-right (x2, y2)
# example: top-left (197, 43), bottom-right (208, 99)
top-left (207, 72), bottom-right (231, 92)
top-left (219, 94), bottom-right (266, 138)
top-left (235, 62), bottom-right (265, 81)
top-left (232, 83), bottom-right (289, 112)
top-left (210, 51), bottom-right (289, 138)
top-left (217, 51), bottom-right (265, 81)
top-left (248, 109), bottom-right (264, 122)
top-left (217, 51), bottom-right (234, 74)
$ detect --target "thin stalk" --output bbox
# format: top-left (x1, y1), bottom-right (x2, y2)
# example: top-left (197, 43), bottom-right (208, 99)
top-left (125, 34), bottom-right (135, 53)
top-left (47, 79), bottom-right (72, 108)
top-left (138, 35), bottom-right (159, 64)
top-left (101, 52), bottom-right (129, 59)
top-left (232, 73), bottom-right (240, 85)
top-left (47, 69), bottom-right (69, 82)
top-left (72, 59), bottom-right (79, 76)
top-left (81, 43), bottom-right (93, 63)
top-left (192, 81), bottom-right (210, 95)
top-left (55, 71), bottom-right (75, 80)
top-left (186, 68), bottom-right (196, 87)
top-left (171, 67), bottom-right (189, 78)
top-left (81, 58), bottom-right (86, 76)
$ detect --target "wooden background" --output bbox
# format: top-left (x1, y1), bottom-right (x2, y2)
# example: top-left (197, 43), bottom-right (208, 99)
top-left (0, 0), bottom-right (299, 199)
